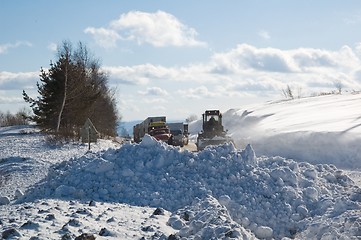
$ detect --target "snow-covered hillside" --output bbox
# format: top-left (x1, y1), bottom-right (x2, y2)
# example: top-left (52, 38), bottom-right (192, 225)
top-left (0, 94), bottom-right (361, 239)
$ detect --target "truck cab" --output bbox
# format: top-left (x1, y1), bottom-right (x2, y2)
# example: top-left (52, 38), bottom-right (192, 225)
top-left (148, 121), bottom-right (173, 144)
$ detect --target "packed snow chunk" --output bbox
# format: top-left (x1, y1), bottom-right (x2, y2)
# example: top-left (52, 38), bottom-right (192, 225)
top-left (1, 228), bottom-right (22, 239)
top-left (0, 196), bottom-right (10, 205)
top-left (55, 185), bottom-right (77, 197)
top-left (121, 168), bottom-right (134, 177)
top-left (84, 157), bottom-right (115, 174)
top-left (219, 195), bottom-right (231, 206)
top-left (14, 189), bottom-right (24, 199)
top-left (21, 220), bottom-right (40, 229)
top-left (169, 195), bottom-right (254, 239)
top-left (99, 227), bottom-right (118, 237)
top-left (168, 215), bottom-right (185, 230)
top-left (270, 167), bottom-right (297, 186)
top-left (324, 172), bottom-right (337, 183)
top-left (140, 134), bottom-right (159, 147)
top-left (304, 187), bottom-right (319, 201)
top-left (334, 169), bottom-right (354, 186)
top-left (241, 144), bottom-right (257, 165)
top-left (303, 168), bottom-right (318, 180)
top-left (296, 204), bottom-right (309, 218)
top-left (254, 225), bottom-right (273, 239)
top-left (350, 188), bottom-right (361, 202)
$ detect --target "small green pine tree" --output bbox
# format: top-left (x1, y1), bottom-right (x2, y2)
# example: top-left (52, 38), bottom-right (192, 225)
top-left (23, 41), bottom-right (119, 139)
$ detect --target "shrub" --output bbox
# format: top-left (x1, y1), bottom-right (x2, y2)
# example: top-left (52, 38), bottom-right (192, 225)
top-left (0, 109), bottom-right (31, 127)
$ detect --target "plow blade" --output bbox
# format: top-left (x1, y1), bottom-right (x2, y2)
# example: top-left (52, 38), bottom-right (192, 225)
top-left (196, 136), bottom-right (233, 151)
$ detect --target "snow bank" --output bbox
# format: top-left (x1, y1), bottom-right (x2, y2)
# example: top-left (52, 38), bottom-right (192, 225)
top-left (20, 135), bottom-right (361, 239)
top-left (0, 199), bottom-right (175, 240)
top-left (221, 94), bottom-right (361, 169)
top-left (0, 126), bottom-right (118, 199)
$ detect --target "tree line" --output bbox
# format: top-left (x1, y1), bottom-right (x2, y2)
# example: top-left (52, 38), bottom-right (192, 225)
top-left (23, 41), bottom-right (119, 140)
top-left (0, 109), bottom-right (30, 127)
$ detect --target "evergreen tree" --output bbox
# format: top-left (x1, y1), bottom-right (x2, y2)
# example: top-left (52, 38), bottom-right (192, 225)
top-left (23, 41), bottom-right (119, 139)
top-left (23, 61), bottom-right (69, 132)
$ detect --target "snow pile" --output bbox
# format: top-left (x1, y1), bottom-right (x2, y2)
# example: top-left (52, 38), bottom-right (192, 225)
top-left (17, 135), bottom-right (361, 239)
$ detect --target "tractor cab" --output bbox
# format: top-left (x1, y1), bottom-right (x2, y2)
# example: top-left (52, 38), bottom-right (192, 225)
top-left (201, 110), bottom-right (224, 138)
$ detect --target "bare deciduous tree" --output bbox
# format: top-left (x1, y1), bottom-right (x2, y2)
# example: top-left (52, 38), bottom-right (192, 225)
top-left (334, 80), bottom-right (343, 94)
top-left (0, 108), bottom-right (30, 127)
top-left (282, 85), bottom-right (294, 99)
top-left (186, 114), bottom-right (198, 123)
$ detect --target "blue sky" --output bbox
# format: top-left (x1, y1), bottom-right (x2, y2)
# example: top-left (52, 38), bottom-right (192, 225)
top-left (1, 1), bottom-right (361, 121)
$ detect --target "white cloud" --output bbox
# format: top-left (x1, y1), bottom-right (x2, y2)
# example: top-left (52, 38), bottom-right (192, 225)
top-left (343, 13), bottom-right (361, 25)
top-left (85, 10), bottom-right (207, 48)
top-left (0, 71), bottom-right (38, 81)
top-left (291, 45), bottom-right (360, 71)
top-left (104, 66), bottom-right (148, 85)
top-left (210, 44), bottom-right (300, 73)
top-left (177, 86), bottom-right (218, 99)
top-left (144, 98), bottom-right (167, 104)
top-left (258, 30), bottom-right (270, 40)
top-left (0, 93), bottom-right (23, 104)
top-left (104, 64), bottom-right (176, 85)
top-left (0, 71), bottom-right (38, 90)
top-left (47, 42), bottom-right (58, 52)
top-left (84, 27), bottom-right (121, 49)
top-left (4, 43), bottom-right (361, 113)
top-left (354, 43), bottom-right (361, 56)
top-left (138, 87), bottom-right (169, 96)
top-left (150, 105), bottom-right (167, 112)
top-left (0, 41), bottom-right (32, 54)
top-left (117, 97), bottom-right (140, 116)
top-left (105, 43), bottom-right (361, 97)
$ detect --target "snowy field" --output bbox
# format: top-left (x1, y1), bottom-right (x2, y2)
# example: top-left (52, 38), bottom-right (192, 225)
top-left (0, 93), bottom-right (361, 239)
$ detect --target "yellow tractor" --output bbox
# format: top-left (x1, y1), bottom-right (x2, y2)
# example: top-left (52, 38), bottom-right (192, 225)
top-left (196, 110), bottom-right (233, 151)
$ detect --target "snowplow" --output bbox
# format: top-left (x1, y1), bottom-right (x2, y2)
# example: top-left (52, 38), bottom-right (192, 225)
top-left (196, 110), bottom-right (233, 151)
